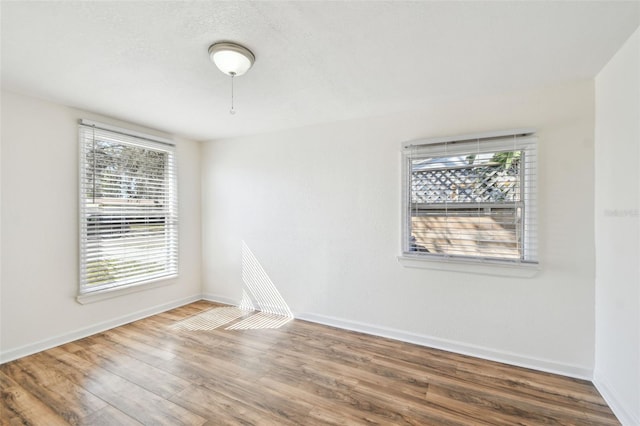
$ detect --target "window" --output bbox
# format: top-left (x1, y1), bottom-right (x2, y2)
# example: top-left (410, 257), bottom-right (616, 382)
top-left (79, 120), bottom-right (178, 298)
top-left (402, 129), bottom-right (537, 264)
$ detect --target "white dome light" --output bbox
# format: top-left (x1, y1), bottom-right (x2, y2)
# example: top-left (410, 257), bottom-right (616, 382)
top-left (208, 42), bottom-right (255, 76)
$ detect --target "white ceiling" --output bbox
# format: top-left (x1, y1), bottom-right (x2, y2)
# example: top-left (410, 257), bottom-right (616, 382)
top-left (2, 1), bottom-right (639, 141)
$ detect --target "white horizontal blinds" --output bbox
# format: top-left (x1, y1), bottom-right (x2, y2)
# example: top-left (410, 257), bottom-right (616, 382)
top-left (79, 123), bottom-right (178, 294)
top-left (404, 132), bottom-right (537, 263)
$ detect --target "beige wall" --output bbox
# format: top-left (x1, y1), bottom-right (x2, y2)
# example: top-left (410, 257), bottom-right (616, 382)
top-left (0, 91), bottom-right (202, 360)
top-left (202, 80), bottom-right (596, 377)
top-left (594, 27), bottom-right (640, 426)
top-left (1, 79), bottom-right (599, 379)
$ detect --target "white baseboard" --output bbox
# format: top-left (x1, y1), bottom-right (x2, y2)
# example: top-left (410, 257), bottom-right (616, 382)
top-left (2, 293), bottom-right (593, 384)
top-left (0, 294), bottom-right (201, 364)
top-left (593, 374), bottom-right (638, 426)
top-left (201, 292), bottom-right (238, 306)
top-left (295, 311), bottom-right (593, 380)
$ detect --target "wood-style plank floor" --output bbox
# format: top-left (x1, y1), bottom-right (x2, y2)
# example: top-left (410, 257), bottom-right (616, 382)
top-left (1, 301), bottom-right (619, 425)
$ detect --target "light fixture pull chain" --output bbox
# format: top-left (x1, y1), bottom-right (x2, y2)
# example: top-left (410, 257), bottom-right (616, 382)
top-left (230, 72), bottom-right (236, 115)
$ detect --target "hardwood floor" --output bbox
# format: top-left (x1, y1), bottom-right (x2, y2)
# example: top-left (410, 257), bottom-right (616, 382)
top-left (1, 301), bottom-right (619, 425)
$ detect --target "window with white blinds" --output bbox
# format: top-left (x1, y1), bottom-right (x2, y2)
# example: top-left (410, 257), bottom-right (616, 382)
top-left (402, 130), bottom-right (538, 264)
top-left (79, 120), bottom-right (178, 296)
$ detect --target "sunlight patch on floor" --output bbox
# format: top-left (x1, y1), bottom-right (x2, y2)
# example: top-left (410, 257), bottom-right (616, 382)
top-left (171, 306), bottom-right (292, 331)
top-left (171, 307), bottom-right (246, 331)
top-left (225, 311), bottom-right (293, 330)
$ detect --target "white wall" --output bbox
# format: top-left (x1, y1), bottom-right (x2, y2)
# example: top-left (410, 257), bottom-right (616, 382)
top-left (202, 80), bottom-right (596, 377)
top-left (0, 91), bottom-right (202, 361)
top-left (594, 27), bottom-right (640, 426)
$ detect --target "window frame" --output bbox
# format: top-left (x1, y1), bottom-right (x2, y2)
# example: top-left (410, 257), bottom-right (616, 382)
top-left (400, 129), bottom-right (538, 268)
top-left (77, 119), bottom-right (178, 303)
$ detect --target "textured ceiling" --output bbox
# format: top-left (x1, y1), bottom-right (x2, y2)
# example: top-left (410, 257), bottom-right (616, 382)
top-left (2, 1), bottom-right (639, 141)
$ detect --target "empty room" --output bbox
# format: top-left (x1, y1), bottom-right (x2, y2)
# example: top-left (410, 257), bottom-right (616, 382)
top-left (1, 1), bottom-right (639, 425)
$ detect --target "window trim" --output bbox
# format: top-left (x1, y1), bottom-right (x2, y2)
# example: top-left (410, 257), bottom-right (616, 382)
top-left (400, 128), bottom-right (538, 268)
top-left (77, 119), bottom-right (178, 302)
top-left (397, 253), bottom-right (540, 277)
top-left (80, 119), bottom-right (174, 146)
top-left (76, 276), bottom-right (175, 304)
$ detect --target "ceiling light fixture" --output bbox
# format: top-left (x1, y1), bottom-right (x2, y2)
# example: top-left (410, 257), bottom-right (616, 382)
top-left (208, 42), bottom-right (255, 115)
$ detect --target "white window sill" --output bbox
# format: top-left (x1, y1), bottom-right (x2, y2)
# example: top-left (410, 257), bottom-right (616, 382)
top-left (76, 275), bottom-right (177, 305)
top-left (397, 254), bottom-right (539, 278)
